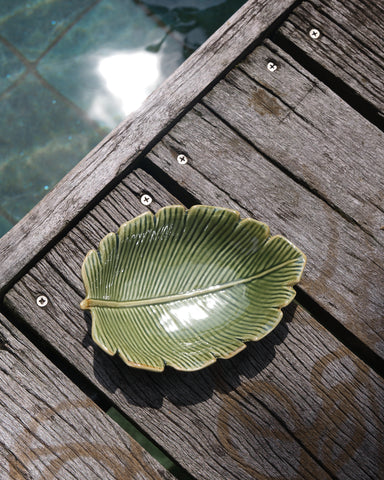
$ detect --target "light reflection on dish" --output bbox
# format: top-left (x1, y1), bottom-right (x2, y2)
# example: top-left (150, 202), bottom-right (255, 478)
top-left (159, 302), bottom-right (210, 333)
top-left (158, 286), bottom-right (248, 335)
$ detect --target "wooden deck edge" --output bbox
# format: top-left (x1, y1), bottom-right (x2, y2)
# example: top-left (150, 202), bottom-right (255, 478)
top-left (0, 0), bottom-right (298, 297)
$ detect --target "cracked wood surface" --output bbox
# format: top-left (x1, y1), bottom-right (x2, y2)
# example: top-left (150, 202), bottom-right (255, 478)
top-left (146, 41), bottom-right (384, 359)
top-left (4, 169), bottom-right (384, 480)
top-left (278, 0), bottom-right (384, 115)
top-left (1, 1), bottom-right (384, 479)
top-left (0, 312), bottom-right (174, 480)
top-left (203, 41), bottom-right (384, 246)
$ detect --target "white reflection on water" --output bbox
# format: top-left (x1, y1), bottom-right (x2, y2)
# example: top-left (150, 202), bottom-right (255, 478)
top-left (92, 50), bottom-right (160, 126)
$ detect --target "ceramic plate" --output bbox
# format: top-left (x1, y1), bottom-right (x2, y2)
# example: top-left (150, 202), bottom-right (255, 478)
top-left (80, 205), bottom-right (306, 371)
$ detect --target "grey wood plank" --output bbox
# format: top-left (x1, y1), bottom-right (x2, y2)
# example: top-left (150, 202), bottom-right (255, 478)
top-left (4, 169), bottom-right (384, 480)
top-left (203, 40), bottom-right (384, 245)
top-left (146, 102), bottom-right (384, 358)
top-left (278, 0), bottom-right (384, 114)
top-left (0, 0), bottom-right (298, 296)
top-left (0, 312), bottom-right (174, 480)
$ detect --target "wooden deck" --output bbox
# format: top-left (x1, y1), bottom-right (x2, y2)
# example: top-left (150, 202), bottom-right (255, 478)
top-left (1, 0), bottom-right (383, 478)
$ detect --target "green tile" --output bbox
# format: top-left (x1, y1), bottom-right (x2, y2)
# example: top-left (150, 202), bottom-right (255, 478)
top-left (0, 0), bottom-right (97, 61)
top-left (0, 74), bottom-right (103, 234)
top-left (0, 42), bottom-right (25, 94)
top-left (37, 0), bottom-right (184, 128)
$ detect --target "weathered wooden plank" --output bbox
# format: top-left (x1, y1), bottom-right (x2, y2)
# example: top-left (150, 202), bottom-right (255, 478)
top-left (0, 312), bottom-right (174, 480)
top-left (203, 40), bottom-right (384, 244)
top-left (146, 102), bottom-right (384, 358)
top-left (278, 0), bottom-right (384, 115)
top-left (4, 169), bottom-right (384, 479)
top-left (0, 0), bottom-right (298, 296)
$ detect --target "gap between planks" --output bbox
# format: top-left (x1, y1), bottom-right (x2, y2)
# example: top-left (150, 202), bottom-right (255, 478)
top-left (0, 302), bottom-right (196, 480)
top-left (275, 0), bottom-right (384, 126)
top-left (0, 312), bottom-right (177, 480)
top-left (3, 168), bottom-right (384, 480)
top-left (0, 0), bottom-right (301, 298)
top-left (273, 32), bottom-right (384, 132)
top-left (141, 159), bottom-right (384, 380)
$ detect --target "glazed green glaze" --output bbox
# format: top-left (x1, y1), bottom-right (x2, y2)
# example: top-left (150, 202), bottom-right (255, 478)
top-left (80, 205), bottom-right (306, 372)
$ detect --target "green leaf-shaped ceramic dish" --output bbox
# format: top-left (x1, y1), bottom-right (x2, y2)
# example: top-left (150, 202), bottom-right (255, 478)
top-left (80, 205), bottom-right (306, 372)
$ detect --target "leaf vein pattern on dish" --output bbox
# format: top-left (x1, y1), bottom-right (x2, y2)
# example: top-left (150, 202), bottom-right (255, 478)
top-left (80, 205), bottom-right (306, 372)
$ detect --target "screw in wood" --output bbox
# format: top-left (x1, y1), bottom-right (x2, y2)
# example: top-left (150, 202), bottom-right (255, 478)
top-left (177, 154), bottom-right (188, 165)
top-left (267, 61), bottom-right (278, 72)
top-left (140, 194), bottom-right (153, 206)
top-left (309, 28), bottom-right (321, 39)
top-left (36, 295), bottom-right (48, 308)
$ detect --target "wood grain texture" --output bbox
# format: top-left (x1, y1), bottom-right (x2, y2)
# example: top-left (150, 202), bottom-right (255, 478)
top-left (0, 0), bottom-right (298, 296)
top-left (147, 100), bottom-right (384, 358)
top-left (203, 40), bottom-right (384, 244)
top-left (0, 313), bottom-right (174, 480)
top-left (278, 0), bottom-right (384, 114)
top-left (4, 169), bottom-right (384, 480)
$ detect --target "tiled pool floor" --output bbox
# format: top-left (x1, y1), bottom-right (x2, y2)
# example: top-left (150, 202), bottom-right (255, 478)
top-left (0, 0), bottom-right (245, 236)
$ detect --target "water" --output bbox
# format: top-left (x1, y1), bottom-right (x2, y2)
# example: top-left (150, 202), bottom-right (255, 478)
top-left (0, 0), bottom-right (246, 237)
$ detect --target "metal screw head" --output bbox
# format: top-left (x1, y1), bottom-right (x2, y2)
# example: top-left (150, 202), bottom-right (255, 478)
top-left (177, 154), bottom-right (188, 165)
top-left (140, 194), bottom-right (152, 206)
top-left (267, 61), bottom-right (278, 72)
top-left (36, 295), bottom-right (48, 308)
top-left (309, 28), bottom-right (321, 39)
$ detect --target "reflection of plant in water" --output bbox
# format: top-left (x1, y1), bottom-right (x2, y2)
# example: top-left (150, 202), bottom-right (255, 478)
top-left (138, 0), bottom-right (247, 57)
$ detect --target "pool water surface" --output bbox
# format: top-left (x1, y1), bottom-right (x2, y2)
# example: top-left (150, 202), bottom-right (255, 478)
top-left (0, 0), bottom-right (246, 237)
